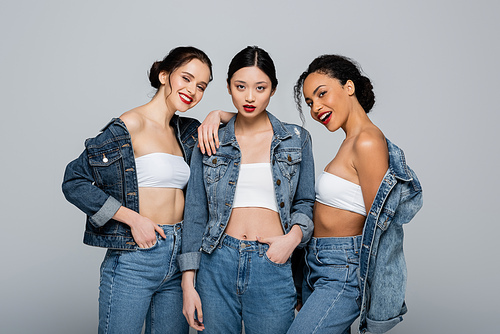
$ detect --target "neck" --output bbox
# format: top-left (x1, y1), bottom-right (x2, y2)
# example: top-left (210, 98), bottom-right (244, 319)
top-left (234, 111), bottom-right (271, 135)
top-left (143, 91), bottom-right (177, 128)
top-left (342, 104), bottom-right (373, 139)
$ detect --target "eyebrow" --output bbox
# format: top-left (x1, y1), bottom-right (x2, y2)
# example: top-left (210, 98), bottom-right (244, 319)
top-left (313, 85), bottom-right (325, 96)
top-left (182, 71), bottom-right (208, 87)
top-left (234, 80), bottom-right (268, 85)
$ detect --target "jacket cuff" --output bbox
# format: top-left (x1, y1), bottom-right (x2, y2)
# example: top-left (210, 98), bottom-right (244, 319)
top-left (366, 314), bottom-right (404, 334)
top-left (178, 252), bottom-right (201, 272)
top-left (90, 196), bottom-right (121, 227)
top-left (291, 211), bottom-right (313, 247)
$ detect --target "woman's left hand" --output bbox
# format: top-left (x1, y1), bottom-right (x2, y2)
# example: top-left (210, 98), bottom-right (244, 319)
top-left (257, 225), bottom-right (302, 264)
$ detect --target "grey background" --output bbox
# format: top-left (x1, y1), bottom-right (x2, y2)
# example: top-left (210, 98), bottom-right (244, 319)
top-left (1, 0), bottom-right (498, 333)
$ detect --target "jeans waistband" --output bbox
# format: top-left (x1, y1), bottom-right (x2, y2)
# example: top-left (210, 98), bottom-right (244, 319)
top-left (309, 235), bottom-right (362, 250)
top-left (220, 234), bottom-right (268, 254)
top-left (157, 221), bottom-right (183, 235)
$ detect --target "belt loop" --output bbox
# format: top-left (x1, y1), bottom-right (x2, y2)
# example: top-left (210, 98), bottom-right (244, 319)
top-left (353, 236), bottom-right (360, 253)
top-left (218, 233), bottom-right (227, 249)
top-left (258, 242), bottom-right (265, 256)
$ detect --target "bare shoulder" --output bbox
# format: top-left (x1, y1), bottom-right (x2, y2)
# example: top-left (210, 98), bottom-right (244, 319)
top-left (119, 108), bottom-right (145, 135)
top-left (352, 126), bottom-right (388, 164)
top-left (353, 126), bottom-right (386, 152)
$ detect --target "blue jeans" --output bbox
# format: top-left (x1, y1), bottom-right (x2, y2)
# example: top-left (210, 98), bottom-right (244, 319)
top-left (98, 222), bottom-right (188, 334)
top-left (287, 236), bottom-right (362, 334)
top-left (196, 234), bottom-right (296, 334)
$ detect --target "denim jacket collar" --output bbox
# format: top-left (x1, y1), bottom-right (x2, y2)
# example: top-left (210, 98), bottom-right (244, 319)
top-left (387, 138), bottom-right (413, 182)
top-left (219, 111), bottom-right (292, 146)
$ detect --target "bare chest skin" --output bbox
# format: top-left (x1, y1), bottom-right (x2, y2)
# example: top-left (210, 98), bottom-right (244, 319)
top-left (225, 128), bottom-right (283, 240)
top-left (314, 140), bottom-right (365, 237)
top-left (127, 116), bottom-right (186, 225)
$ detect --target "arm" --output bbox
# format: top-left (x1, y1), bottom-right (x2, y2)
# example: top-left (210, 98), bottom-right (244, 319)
top-left (290, 130), bottom-right (315, 246)
top-left (62, 149), bottom-right (122, 226)
top-left (62, 148), bottom-right (165, 247)
top-left (178, 146), bottom-right (209, 271)
top-left (181, 270), bottom-right (205, 331)
top-left (352, 132), bottom-right (389, 212)
top-left (179, 147), bottom-right (209, 329)
top-left (197, 110), bottom-right (235, 155)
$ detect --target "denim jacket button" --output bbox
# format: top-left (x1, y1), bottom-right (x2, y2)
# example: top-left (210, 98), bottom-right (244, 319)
top-left (284, 223), bottom-right (288, 229)
top-left (280, 202), bottom-right (285, 208)
top-left (276, 179), bottom-right (281, 186)
top-left (287, 155), bottom-right (292, 162)
top-left (212, 158), bottom-right (217, 164)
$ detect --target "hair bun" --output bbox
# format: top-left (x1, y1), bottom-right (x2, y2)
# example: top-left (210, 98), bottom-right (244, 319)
top-left (356, 75), bottom-right (375, 113)
top-left (148, 61), bottom-right (162, 89)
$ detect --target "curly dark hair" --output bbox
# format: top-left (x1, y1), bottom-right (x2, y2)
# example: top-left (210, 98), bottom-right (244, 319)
top-left (294, 54), bottom-right (375, 122)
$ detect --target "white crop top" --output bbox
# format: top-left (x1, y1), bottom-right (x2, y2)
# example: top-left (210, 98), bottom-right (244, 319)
top-left (315, 171), bottom-right (366, 216)
top-left (232, 163), bottom-right (278, 212)
top-left (135, 152), bottom-right (190, 189)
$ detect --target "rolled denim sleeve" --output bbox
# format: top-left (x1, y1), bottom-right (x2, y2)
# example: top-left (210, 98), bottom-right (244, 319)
top-left (179, 146), bottom-right (209, 271)
top-left (291, 130), bottom-right (315, 247)
top-left (62, 149), bottom-right (121, 227)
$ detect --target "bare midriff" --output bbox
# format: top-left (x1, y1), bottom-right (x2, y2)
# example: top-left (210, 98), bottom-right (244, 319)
top-left (138, 187), bottom-right (185, 225)
top-left (313, 201), bottom-right (365, 237)
top-left (225, 207), bottom-right (283, 240)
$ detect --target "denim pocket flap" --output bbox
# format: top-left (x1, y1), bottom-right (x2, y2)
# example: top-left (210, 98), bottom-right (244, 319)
top-left (275, 151), bottom-right (301, 165)
top-left (203, 155), bottom-right (230, 183)
top-left (88, 148), bottom-right (122, 167)
top-left (202, 155), bottom-right (230, 168)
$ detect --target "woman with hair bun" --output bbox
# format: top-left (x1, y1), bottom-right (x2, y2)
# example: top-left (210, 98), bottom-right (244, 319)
top-left (62, 46), bottom-right (232, 334)
top-left (180, 46), bottom-right (315, 334)
top-left (288, 55), bottom-right (422, 334)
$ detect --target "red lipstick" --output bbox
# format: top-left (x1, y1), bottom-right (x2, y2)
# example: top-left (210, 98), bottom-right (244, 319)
top-left (243, 104), bottom-right (256, 112)
top-left (318, 111), bottom-right (332, 125)
top-left (179, 93), bottom-right (193, 105)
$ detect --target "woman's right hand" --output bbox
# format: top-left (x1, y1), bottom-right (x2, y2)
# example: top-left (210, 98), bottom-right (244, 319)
top-left (198, 109), bottom-right (222, 156)
top-left (112, 206), bottom-right (166, 249)
top-left (182, 270), bottom-right (205, 331)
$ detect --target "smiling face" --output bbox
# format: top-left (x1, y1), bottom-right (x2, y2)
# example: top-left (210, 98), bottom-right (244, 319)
top-left (227, 66), bottom-right (275, 118)
top-left (302, 72), bottom-right (355, 132)
top-left (159, 58), bottom-right (211, 113)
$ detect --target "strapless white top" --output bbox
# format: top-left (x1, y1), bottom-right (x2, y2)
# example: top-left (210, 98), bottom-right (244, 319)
top-left (232, 163), bottom-right (278, 212)
top-left (135, 152), bottom-right (190, 189)
top-left (315, 171), bottom-right (366, 216)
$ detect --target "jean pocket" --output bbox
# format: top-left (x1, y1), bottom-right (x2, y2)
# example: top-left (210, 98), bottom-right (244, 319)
top-left (136, 238), bottom-right (159, 251)
top-left (315, 249), bottom-right (349, 269)
top-left (264, 252), bottom-right (291, 267)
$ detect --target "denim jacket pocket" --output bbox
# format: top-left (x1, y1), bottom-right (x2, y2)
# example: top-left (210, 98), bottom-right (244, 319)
top-left (203, 155), bottom-right (230, 183)
top-left (274, 151), bottom-right (301, 180)
top-left (88, 148), bottom-right (123, 185)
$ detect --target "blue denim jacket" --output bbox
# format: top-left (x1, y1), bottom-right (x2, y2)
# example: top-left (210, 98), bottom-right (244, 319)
top-left (178, 112), bottom-right (315, 271)
top-left (358, 138), bottom-right (423, 334)
top-left (62, 116), bottom-right (200, 250)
